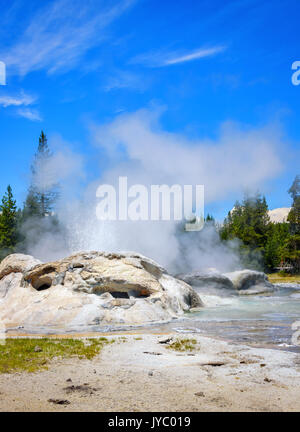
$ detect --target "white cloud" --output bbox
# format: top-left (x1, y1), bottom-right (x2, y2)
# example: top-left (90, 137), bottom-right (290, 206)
top-left (0, 90), bottom-right (42, 122)
top-left (131, 45), bottom-right (226, 67)
top-left (1, 0), bottom-right (136, 76)
top-left (0, 90), bottom-right (41, 121)
top-left (0, 91), bottom-right (36, 107)
top-left (17, 108), bottom-right (42, 122)
top-left (164, 46), bottom-right (226, 65)
top-left (103, 70), bottom-right (149, 92)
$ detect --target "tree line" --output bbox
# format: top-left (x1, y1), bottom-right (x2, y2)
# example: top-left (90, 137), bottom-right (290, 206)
top-left (220, 176), bottom-right (300, 272)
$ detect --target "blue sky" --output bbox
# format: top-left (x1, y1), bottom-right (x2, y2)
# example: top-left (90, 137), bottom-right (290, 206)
top-left (0, 0), bottom-right (299, 220)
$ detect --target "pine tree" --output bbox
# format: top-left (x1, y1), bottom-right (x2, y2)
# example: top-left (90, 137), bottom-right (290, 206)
top-left (24, 131), bottom-right (58, 218)
top-left (265, 222), bottom-right (290, 270)
top-left (23, 186), bottom-right (42, 219)
top-left (219, 193), bottom-right (270, 269)
top-left (220, 194), bottom-right (270, 249)
top-left (205, 214), bottom-right (215, 222)
top-left (34, 131), bottom-right (58, 216)
top-left (287, 175), bottom-right (300, 235)
top-left (284, 175), bottom-right (300, 272)
top-left (0, 185), bottom-right (18, 258)
top-left (18, 131), bottom-right (64, 256)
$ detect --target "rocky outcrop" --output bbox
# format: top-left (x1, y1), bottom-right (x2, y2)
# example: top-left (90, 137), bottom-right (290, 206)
top-left (0, 252), bottom-right (203, 330)
top-left (176, 270), bottom-right (234, 291)
top-left (224, 270), bottom-right (275, 295)
top-left (177, 268), bottom-right (275, 295)
top-left (0, 254), bottom-right (41, 280)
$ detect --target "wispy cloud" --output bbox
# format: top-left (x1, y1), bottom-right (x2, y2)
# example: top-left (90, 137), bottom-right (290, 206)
top-left (1, 0), bottom-right (136, 76)
top-left (165, 46), bottom-right (226, 65)
top-left (0, 90), bottom-right (41, 121)
top-left (131, 45), bottom-right (226, 67)
top-left (0, 91), bottom-right (36, 107)
top-left (103, 70), bottom-right (150, 92)
top-left (17, 108), bottom-right (42, 122)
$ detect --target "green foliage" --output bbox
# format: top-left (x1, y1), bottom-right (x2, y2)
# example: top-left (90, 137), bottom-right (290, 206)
top-left (0, 338), bottom-right (112, 373)
top-left (285, 175), bottom-right (300, 271)
top-left (220, 193), bottom-right (270, 269)
top-left (219, 178), bottom-right (300, 273)
top-left (264, 222), bottom-right (290, 270)
top-left (166, 338), bottom-right (198, 352)
top-left (23, 186), bottom-right (43, 220)
top-left (205, 214), bottom-right (215, 222)
top-left (278, 270), bottom-right (290, 277)
top-left (287, 176), bottom-right (300, 234)
top-left (282, 233), bottom-right (300, 272)
top-left (0, 185), bottom-right (18, 258)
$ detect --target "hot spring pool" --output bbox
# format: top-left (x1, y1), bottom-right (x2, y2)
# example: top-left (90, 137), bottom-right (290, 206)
top-left (148, 283), bottom-right (300, 353)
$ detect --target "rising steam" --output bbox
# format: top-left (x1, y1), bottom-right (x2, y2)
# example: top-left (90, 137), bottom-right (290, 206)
top-left (22, 108), bottom-right (284, 273)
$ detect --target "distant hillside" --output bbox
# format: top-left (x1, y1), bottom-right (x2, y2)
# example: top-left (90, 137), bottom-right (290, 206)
top-left (268, 207), bottom-right (291, 223)
top-left (229, 206), bottom-right (291, 224)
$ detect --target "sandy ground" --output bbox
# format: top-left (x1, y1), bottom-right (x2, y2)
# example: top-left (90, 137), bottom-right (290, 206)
top-left (0, 333), bottom-right (300, 412)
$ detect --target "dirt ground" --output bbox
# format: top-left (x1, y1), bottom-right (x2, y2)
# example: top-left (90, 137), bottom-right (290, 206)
top-left (0, 333), bottom-right (300, 412)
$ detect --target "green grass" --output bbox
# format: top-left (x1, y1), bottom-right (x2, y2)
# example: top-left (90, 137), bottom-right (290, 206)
top-left (0, 337), bottom-right (112, 374)
top-left (267, 273), bottom-right (300, 284)
top-left (166, 338), bottom-right (198, 352)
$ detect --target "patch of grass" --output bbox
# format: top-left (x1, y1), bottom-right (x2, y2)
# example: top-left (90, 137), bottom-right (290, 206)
top-left (267, 273), bottom-right (300, 284)
top-left (166, 338), bottom-right (198, 352)
top-left (0, 337), bottom-right (112, 374)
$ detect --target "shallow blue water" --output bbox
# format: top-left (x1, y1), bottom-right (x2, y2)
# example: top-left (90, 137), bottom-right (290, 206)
top-left (167, 284), bottom-right (300, 352)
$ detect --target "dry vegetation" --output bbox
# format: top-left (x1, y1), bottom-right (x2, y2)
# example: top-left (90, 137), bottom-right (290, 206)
top-left (267, 273), bottom-right (300, 284)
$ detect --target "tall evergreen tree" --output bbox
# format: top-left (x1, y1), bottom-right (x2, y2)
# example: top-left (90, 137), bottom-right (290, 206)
top-left (287, 175), bottom-right (300, 234)
top-left (0, 185), bottom-right (18, 258)
top-left (23, 186), bottom-right (42, 219)
top-left (24, 131), bottom-right (58, 218)
top-left (18, 131), bottom-right (65, 257)
top-left (205, 214), bottom-right (215, 222)
top-left (264, 222), bottom-right (290, 270)
top-left (220, 193), bottom-right (270, 269)
top-left (221, 193), bottom-right (269, 248)
top-left (284, 175), bottom-right (300, 272)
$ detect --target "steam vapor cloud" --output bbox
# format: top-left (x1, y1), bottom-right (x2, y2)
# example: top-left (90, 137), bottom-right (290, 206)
top-left (25, 108), bottom-right (284, 273)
